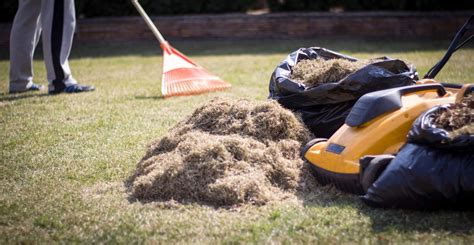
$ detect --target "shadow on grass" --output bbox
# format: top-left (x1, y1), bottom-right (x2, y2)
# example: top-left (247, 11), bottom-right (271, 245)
top-left (300, 184), bottom-right (474, 234)
top-left (358, 205), bottom-right (474, 234)
top-left (0, 92), bottom-right (50, 102)
top-left (121, 142), bottom-right (474, 235)
top-left (134, 95), bottom-right (165, 100)
top-left (0, 90), bottom-right (98, 102)
top-left (2, 38), bottom-right (472, 61)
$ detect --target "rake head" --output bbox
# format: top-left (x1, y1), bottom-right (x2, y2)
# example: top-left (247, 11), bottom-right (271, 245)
top-left (161, 42), bottom-right (231, 97)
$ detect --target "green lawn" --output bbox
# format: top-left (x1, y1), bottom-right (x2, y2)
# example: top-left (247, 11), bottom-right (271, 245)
top-left (1, 39), bottom-right (473, 243)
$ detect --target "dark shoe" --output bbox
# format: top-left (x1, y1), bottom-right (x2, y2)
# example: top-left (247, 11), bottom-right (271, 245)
top-left (49, 81), bottom-right (95, 94)
top-left (9, 83), bottom-right (44, 93)
top-left (64, 84), bottom-right (95, 93)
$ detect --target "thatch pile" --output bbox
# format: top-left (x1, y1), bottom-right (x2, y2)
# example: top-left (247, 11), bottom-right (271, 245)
top-left (291, 58), bottom-right (368, 87)
top-left (128, 98), bottom-right (316, 207)
top-left (433, 94), bottom-right (474, 137)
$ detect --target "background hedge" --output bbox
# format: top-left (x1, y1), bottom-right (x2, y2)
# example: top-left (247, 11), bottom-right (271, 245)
top-left (76, 0), bottom-right (257, 17)
top-left (268, 0), bottom-right (474, 12)
top-left (0, 0), bottom-right (257, 22)
top-left (1, 0), bottom-right (473, 23)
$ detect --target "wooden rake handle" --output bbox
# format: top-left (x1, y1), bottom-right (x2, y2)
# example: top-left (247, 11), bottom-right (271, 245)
top-left (131, 0), bottom-right (167, 44)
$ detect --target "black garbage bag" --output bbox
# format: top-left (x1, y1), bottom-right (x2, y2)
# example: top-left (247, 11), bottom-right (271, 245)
top-left (269, 47), bottom-right (417, 138)
top-left (361, 105), bottom-right (474, 210)
top-left (408, 104), bottom-right (474, 150)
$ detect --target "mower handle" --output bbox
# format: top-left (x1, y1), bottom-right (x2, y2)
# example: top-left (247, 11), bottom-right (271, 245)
top-left (424, 15), bottom-right (473, 79)
top-left (346, 84), bottom-right (447, 127)
top-left (396, 84), bottom-right (447, 97)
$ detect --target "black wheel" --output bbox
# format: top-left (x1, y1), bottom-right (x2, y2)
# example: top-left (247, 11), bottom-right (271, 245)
top-left (307, 162), bottom-right (364, 194)
top-left (360, 155), bottom-right (395, 193)
top-left (302, 138), bottom-right (364, 195)
top-left (300, 138), bottom-right (328, 158)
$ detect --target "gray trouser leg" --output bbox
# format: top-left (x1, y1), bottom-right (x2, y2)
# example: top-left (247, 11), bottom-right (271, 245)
top-left (9, 0), bottom-right (42, 92)
top-left (41, 0), bottom-right (77, 87)
top-left (9, 0), bottom-right (77, 93)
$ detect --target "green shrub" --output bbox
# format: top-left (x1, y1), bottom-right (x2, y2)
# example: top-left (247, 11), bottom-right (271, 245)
top-left (268, 0), bottom-right (474, 11)
top-left (76, 0), bottom-right (256, 17)
top-left (0, 0), bottom-right (256, 22)
top-left (76, 0), bottom-right (136, 17)
top-left (0, 0), bottom-right (17, 22)
top-left (2, 0), bottom-right (473, 23)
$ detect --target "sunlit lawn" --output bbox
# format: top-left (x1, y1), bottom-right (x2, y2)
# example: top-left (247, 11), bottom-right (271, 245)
top-left (1, 38), bottom-right (473, 243)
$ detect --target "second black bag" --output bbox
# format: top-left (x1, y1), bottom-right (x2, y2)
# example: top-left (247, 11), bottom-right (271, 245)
top-left (268, 47), bottom-right (418, 138)
top-left (361, 104), bottom-right (474, 210)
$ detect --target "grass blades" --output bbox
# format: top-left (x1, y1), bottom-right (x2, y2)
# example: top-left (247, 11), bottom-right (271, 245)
top-left (1, 39), bottom-right (473, 243)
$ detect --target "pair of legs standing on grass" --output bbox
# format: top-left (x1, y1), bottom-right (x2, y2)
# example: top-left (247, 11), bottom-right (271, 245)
top-left (9, 0), bottom-right (94, 94)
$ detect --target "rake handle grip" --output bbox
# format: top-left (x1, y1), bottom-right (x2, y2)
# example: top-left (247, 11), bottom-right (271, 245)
top-left (131, 0), bottom-right (166, 44)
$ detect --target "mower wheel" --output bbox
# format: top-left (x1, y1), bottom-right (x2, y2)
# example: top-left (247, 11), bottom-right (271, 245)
top-left (300, 138), bottom-right (328, 158)
top-left (307, 163), bottom-right (365, 194)
top-left (360, 155), bottom-right (395, 193)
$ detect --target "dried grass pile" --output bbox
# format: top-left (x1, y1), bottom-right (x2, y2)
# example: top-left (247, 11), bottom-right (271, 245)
top-left (128, 98), bottom-right (316, 207)
top-left (291, 58), bottom-right (368, 87)
top-left (433, 94), bottom-right (474, 137)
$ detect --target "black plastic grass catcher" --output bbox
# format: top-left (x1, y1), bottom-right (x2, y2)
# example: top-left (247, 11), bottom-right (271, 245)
top-left (361, 104), bottom-right (474, 210)
top-left (268, 47), bottom-right (418, 138)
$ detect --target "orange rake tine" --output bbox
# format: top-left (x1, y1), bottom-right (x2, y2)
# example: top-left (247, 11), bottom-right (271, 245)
top-left (162, 64), bottom-right (231, 97)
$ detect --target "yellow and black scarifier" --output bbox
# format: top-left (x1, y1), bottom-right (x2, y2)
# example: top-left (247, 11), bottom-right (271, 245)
top-left (302, 15), bottom-right (473, 194)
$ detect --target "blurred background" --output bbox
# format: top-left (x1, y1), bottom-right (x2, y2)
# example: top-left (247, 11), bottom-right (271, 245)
top-left (1, 0), bottom-right (473, 45)
top-left (1, 0), bottom-right (474, 22)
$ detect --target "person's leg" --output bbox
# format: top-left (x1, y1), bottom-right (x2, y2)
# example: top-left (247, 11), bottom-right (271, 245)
top-left (41, 0), bottom-right (94, 94)
top-left (9, 0), bottom-right (44, 93)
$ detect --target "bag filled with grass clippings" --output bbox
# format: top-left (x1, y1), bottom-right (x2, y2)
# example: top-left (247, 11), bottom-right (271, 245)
top-left (361, 94), bottom-right (474, 210)
top-left (269, 47), bottom-right (417, 138)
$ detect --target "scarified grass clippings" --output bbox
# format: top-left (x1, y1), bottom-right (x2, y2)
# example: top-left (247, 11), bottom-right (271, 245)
top-left (128, 98), bottom-right (317, 207)
top-left (290, 58), bottom-right (370, 87)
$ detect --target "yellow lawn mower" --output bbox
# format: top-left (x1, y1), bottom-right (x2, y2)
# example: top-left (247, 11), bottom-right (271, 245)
top-left (302, 16), bottom-right (473, 194)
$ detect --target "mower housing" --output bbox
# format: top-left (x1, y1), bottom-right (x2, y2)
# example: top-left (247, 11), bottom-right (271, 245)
top-left (302, 82), bottom-right (463, 194)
